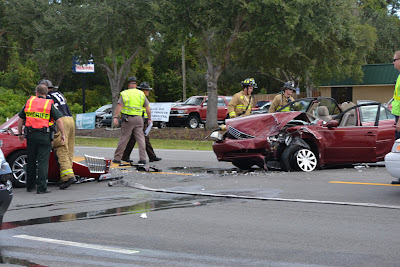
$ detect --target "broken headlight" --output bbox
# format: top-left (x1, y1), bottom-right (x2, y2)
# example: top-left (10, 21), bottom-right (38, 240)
top-left (210, 131), bottom-right (224, 141)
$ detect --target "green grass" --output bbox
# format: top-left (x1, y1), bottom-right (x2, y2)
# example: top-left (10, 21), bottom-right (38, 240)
top-left (75, 137), bottom-right (213, 150)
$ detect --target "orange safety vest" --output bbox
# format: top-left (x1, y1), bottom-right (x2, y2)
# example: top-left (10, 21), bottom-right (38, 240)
top-left (24, 96), bottom-right (53, 129)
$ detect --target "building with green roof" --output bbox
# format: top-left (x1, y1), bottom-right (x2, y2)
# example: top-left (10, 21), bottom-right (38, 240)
top-left (319, 64), bottom-right (399, 104)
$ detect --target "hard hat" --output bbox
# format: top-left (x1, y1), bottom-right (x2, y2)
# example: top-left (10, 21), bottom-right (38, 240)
top-left (128, 76), bottom-right (137, 82)
top-left (137, 82), bottom-right (153, 90)
top-left (282, 81), bottom-right (295, 91)
top-left (241, 78), bottom-right (257, 88)
top-left (39, 79), bottom-right (54, 88)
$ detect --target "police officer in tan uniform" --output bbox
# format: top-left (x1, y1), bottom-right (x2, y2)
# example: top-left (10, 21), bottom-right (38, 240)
top-left (122, 82), bottom-right (162, 163)
top-left (228, 78), bottom-right (257, 118)
top-left (113, 76), bottom-right (152, 164)
top-left (269, 81), bottom-right (296, 113)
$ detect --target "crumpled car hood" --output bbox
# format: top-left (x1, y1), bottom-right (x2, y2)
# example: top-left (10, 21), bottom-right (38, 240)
top-left (0, 114), bottom-right (19, 134)
top-left (225, 112), bottom-right (303, 137)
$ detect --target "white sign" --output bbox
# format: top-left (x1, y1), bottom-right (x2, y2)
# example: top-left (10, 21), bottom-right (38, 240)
top-left (149, 102), bottom-right (173, 122)
top-left (74, 63), bottom-right (95, 73)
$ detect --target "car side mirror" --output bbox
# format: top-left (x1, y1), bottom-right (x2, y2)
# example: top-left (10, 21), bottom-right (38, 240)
top-left (325, 120), bottom-right (338, 128)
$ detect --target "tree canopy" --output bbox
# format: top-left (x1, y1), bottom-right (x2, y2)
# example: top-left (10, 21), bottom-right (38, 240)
top-left (1, 0), bottom-right (400, 126)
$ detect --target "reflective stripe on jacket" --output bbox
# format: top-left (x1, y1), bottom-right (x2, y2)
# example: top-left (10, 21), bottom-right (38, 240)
top-left (120, 89), bottom-right (145, 116)
top-left (24, 96), bottom-right (52, 129)
top-left (269, 93), bottom-right (294, 113)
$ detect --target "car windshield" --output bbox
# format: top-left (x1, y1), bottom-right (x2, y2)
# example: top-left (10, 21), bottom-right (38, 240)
top-left (183, 97), bottom-right (204, 105)
top-left (96, 104), bottom-right (112, 112)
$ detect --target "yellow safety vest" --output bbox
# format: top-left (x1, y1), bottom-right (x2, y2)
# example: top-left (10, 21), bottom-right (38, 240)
top-left (120, 89), bottom-right (145, 116)
top-left (392, 75), bottom-right (400, 116)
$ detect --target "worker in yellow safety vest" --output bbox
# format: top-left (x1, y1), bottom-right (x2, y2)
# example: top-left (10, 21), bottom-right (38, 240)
top-left (392, 51), bottom-right (400, 139)
top-left (112, 76), bottom-right (152, 165)
top-left (269, 81), bottom-right (296, 113)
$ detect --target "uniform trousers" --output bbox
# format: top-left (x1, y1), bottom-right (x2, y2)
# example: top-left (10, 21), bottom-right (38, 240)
top-left (122, 119), bottom-right (156, 161)
top-left (53, 116), bottom-right (75, 182)
top-left (26, 132), bottom-right (51, 192)
top-left (114, 115), bottom-right (146, 161)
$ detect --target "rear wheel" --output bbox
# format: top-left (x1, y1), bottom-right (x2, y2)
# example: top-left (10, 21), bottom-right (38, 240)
top-left (7, 150), bottom-right (27, 187)
top-left (158, 122), bottom-right (167, 128)
top-left (232, 160), bottom-right (255, 170)
top-left (280, 145), bottom-right (318, 172)
top-left (186, 115), bottom-right (200, 129)
top-left (95, 118), bottom-right (103, 128)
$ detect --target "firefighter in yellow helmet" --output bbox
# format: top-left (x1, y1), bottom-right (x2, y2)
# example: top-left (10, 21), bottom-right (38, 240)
top-left (269, 81), bottom-right (296, 113)
top-left (228, 78), bottom-right (257, 118)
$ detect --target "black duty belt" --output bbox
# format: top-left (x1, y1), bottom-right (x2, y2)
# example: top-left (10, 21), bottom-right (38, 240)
top-left (26, 127), bottom-right (50, 134)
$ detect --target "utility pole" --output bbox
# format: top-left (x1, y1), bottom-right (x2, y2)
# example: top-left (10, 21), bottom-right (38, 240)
top-left (182, 44), bottom-right (187, 101)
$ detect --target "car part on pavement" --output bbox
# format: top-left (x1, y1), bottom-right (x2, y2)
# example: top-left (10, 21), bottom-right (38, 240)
top-left (117, 162), bottom-right (162, 172)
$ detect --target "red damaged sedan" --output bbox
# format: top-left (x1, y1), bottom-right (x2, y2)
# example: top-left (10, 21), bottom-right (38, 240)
top-left (211, 97), bottom-right (395, 172)
top-left (0, 115), bottom-right (111, 187)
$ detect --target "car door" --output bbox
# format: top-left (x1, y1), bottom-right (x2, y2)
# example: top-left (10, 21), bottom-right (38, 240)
top-left (368, 104), bottom-right (395, 160)
top-left (322, 105), bottom-right (378, 164)
top-left (199, 97), bottom-right (208, 121)
top-left (217, 97), bottom-right (229, 121)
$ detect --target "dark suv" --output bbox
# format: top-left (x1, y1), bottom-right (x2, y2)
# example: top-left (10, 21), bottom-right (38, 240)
top-left (168, 96), bottom-right (232, 129)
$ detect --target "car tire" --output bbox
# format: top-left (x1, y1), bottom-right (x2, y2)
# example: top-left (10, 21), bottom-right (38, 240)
top-left (186, 115), bottom-right (200, 129)
top-left (280, 145), bottom-right (318, 172)
top-left (232, 160), bottom-right (255, 170)
top-left (95, 118), bottom-right (103, 128)
top-left (7, 150), bottom-right (27, 187)
top-left (158, 121), bottom-right (167, 129)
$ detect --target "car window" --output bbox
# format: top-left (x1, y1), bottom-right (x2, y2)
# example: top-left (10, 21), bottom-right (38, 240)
top-left (183, 97), bottom-right (204, 105)
top-left (225, 96), bottom-right (232, 103)
top-left (319, 98), bottom-right (341, 115)
top-left (218, 97), bottom-right (226, 106)
top-left (203, 97), bottom-right (230, 106)
top-left (96, 104), bottom-right (112, 112)
top-left (360, 105), bottom-right (378, 123)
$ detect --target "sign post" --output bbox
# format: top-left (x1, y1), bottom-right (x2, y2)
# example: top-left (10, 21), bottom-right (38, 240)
top-left (72, 57), bottom-right (95, 113)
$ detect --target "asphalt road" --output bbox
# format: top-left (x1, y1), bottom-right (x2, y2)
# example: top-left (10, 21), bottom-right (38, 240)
top-left (1, 147), bottom-right (400, 266)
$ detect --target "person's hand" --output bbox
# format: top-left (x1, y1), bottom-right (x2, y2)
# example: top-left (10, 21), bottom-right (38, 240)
top-left (18, 135), bottom-right (25, 143)
top-left (113, 117), bottom-right (119, 126)
top-left (60, 135), bottom-right (65, 145)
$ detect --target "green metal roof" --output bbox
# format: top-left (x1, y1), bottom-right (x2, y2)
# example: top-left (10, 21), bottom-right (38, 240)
top-left (321, 63), bottom-right (400, 86)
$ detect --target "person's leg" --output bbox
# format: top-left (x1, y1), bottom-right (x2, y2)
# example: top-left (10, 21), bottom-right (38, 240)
top-left (122, 132), bottom-right (136, 161)
top-left (114, 117), bottom-right (136, 161)
top-left (26, 136), bottom-right (38, 190)
top-left (145, 135), bottom-right (157, 160)
top-left (53, 118), bottom-right (75, 182)
top-left (396, 115), bottom-right (400, 140)
top-left (131, 116), bottom-right (146, 162)
top-left (36, 138), bottom-right (51, 192)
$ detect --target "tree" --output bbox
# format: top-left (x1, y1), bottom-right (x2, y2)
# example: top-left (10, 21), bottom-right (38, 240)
top-left (358, 0), bottom-right (400, 63)
top-left (159, 0), bottom-right (250, 129)
top-left (241, 0), bottom-right (376, 96)
top-left (35, 1), bottom-right (156, 113)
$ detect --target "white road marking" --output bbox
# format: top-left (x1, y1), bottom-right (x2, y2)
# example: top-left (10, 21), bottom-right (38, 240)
top-left (14, 235), bottom-right (139, 254)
